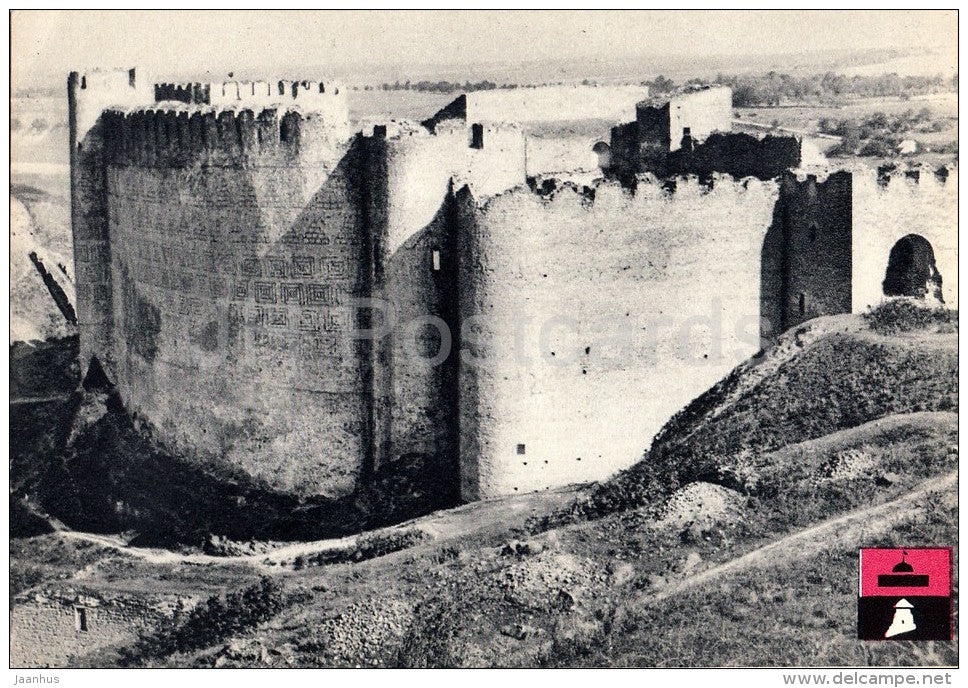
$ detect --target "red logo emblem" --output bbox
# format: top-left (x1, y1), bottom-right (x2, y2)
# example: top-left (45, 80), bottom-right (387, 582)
top-left (858, 548), bottom-right (952, 640)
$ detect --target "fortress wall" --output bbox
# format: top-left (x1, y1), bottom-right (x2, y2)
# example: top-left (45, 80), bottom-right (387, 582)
top-left (154, 80), bottom-right (348, 124)
top-left (69, 70), bottom-right (152, 376)
top-left (373, 131), bottom-right (461, 475)
top-left (463, 86), bottom-right (647, 124)
top-left (435, 123), bottom-right (528, 197)
top-left (457, 176), bottom-right (779, 499)
top-left (763, 171), bottom-right (854, 337)
top-left (370, 125), bottom-right (526, 483)
top-left (102, 110), bottom-right (370, 497)
top-left (851, 166), bottom-right (958, 311)
top-left (524, 134), bottom-right (604, 177)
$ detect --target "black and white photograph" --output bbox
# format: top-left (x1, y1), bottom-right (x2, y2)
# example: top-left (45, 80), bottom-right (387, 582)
top-left (6, 8), bottom-right (960, 674)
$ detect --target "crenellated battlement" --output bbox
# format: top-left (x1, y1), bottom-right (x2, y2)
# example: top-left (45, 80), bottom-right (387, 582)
top-left (68, 67), bottom-right (152, 145)
top-left (100, 105), bottom-right (346, 165)
top-left (70, 67), bottom-right (139, 93)
top-left (783, 161), bottom-right (956, 189)
top-left (865, 161), bottom-right (956, 191)
top-left (488, 171), bottom-right (781, 210)
top-left (154, 79), bottom-right (344, 107)
top-left (154, 82), bottom-right (211, 104)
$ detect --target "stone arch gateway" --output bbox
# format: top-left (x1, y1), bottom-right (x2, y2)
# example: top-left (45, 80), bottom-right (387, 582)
top-left (882, 234), bottom-right (943, 302)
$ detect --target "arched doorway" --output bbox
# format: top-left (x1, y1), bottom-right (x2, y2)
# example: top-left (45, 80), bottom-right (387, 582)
top-left (883, 234), bottom-right (943, 302)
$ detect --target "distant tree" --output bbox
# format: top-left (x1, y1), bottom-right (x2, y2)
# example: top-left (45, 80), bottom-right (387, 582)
top-left (732, 83), bottom-right (759, 107)
top-left (841, 128), bottom-right (862, 153)
top-left (817, 117), bottom-right (840, 135)
top-left (858, 135), bottom-right (898, 157)
top-left (864, 112), bottom-right (890, 129)
top-left (649, 74), bottom-right (675, 94)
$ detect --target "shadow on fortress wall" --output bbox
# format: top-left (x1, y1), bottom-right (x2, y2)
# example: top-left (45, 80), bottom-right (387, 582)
top-left (11, 335), bottom-right (461, 546)
top-left (760, 200), bottom-right (787, 346)
top-left (50, 118), bottom-right (465, 545)
top-left (379, 193), bottom-right (462, 505)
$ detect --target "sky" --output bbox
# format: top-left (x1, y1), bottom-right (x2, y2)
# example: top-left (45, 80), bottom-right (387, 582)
top-left (11, 10), bottom-right (958, 82)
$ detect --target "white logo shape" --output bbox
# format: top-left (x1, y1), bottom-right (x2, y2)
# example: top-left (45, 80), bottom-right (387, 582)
top-left (885, 598), bottom-right (916, 638)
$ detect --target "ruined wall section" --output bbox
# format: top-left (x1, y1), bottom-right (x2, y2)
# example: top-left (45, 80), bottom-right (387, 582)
top-left (68, 69), bottom-right (152, 377)
top-left (669, 133), bottom-right (801, 181)
top-left (524, 132), bottom-right (609, 177)
top-left (101, 106), bottom-right (370, 497)
top-left (435, 122), bottom-right (527, 196)
top-left (627, 86), bottom-right (734, 178)
top-left (423, 87), bottom-right (641, 176)
top-left (457, 176), bottom-right (779, 499)
top-left (656, 86), bottom-right (733, 152)
top-left (851, 165), bottom-right (958, 311)
top-left (11, 588), bottom-right (190, 668)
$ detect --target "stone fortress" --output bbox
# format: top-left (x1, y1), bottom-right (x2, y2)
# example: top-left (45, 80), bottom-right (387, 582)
top-left (69, 68), bottom-right (957, 507)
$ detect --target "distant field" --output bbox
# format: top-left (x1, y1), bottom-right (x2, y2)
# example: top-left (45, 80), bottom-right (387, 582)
top-left (842, 49), bottom-right (958, 78)
top-left (735, 92), bottom-right (957, 163)
top-left (12, 96), bottom-right (69, 165)
top-left (737, 92), bottom-right (957, 126)
top-left (11, 46), bottom-right (958, 166)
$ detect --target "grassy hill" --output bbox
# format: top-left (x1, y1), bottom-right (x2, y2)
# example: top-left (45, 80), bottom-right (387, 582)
top-left (10, 302), bottom-right (959, 667)
top-left (562, 304), bottom-right (957, 525)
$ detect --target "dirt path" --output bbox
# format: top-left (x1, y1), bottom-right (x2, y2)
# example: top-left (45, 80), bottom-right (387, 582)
top-left (54, 468), bottom-right (955, 577)
top-left (11, 394), bottom-right (72, 405)
top-left (641, 471), bottom-right (957, 606)
top-left (55, 484), bottom-right (583, 569)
